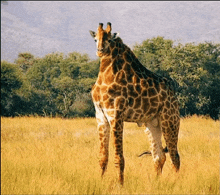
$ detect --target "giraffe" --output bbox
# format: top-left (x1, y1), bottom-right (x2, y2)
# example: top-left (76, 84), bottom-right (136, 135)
top-left (89, 22), bottom-right (180, 185)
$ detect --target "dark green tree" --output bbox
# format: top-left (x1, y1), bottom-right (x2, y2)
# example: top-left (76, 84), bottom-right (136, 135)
top-left (1, 61), bottom-right (23, 116)
top-left (15, 52), bottom-right (35, 73)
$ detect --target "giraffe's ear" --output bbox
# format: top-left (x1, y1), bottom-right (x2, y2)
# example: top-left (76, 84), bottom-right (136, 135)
top-left (111, 32), bottom-right (119, 40)
top-left (89, 30), bottom-right (96, 38)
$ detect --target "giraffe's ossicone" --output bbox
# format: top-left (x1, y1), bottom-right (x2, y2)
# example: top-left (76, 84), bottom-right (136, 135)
top-left (90, 22), bottom-right (180, 185)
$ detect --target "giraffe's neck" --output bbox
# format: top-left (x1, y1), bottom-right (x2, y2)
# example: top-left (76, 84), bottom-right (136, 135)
top-left (100, 38), bottom-right (162, 81)
top-left (99, 38), bottom-right (131, 72)
top-left (97, 37), bottom-right (175, 97)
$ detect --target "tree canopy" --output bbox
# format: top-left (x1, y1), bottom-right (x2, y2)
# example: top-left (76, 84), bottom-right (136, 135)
top-left (1, 37), bottom-right (220, 119)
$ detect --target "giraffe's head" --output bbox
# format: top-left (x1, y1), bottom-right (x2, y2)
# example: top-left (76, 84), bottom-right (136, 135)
top-left (90, 22), bottom-right (119, 57)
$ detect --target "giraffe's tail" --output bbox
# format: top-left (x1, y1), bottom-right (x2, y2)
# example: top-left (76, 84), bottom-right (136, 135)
top-left (138, 146), bottom-right (168, 157)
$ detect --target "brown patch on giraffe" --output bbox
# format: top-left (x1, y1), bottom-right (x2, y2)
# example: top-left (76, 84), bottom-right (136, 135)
top-left (170, 96), bottom-right (176, 103)
top-left (100, 85), bottom-right (108, 94)
top-left (123, 62), bottom-right (130, 72)
top-left (130, 61), bottom-right (141, 75)
top-left (104, 66), bottom-right (115, 85)
top-left (124, 51), bottom-right (133, 63)
top-left (97, 75), bottom-right (103, 85)
top-left (147, 78), bottom-right (154, 87)
top-left (159, 90), bottom-right (167, 102)
top-left (147, 107), bottom-right (157, 115)
top-left (169, 116), bottom-right (174, 122)
top-left (135, 84), bottom-right (142, 94)
top-left (155, 81), bottom-right (160, 93)
top-left (100, 58), bottom-right (111, 72)
top-left (165, 101), bottom-right (171, 109)
top-left (140, 79), bottom-right (149, 88)
top-left (135, 109), bottom-right (142, 114)
top-left (122, 87), bottom-right (127, 98)
top-left (112, 83), bottom-right (122, 91)
top-left (115, 71), bottom-right (127, 86)
top-left (127, 84), bottom-right (138, 98)
top-left (133, 113), bottom-right (140, 120)
top-left (132, 75), bottom-right (140, 84)
top-left (116, 41), bottom-right (122, 48)
top-left (127, 75), bottom-right (133, 83)
top-left (99, 132), bottom-right (104, 140)
top-left (173, 100), bottom-right (179, 109)
top-left (164, 114), bottom-right (169, 120)
top-left (109, 40), bottom-right (116, 49)
top-left (107, 85), bottom-right (121, 98)
top-left (150, 96), bottom-right (159, 107)
top-left (113, 130), bottom-right (121, 139)
top-left (148, 87), bottom-right (157, 97)
top-left (128, 97), bottom-right (134, 107)
top-left (163, 107), bottom-right (168, 113)
top-left (175, 109), bottom-right (180, 115)
top-left (142, 98), bottom-right (150, 113)
top-left (102, 94), bottom-right (109, 102)
top-left (169, 121), bottom-right (174, 129)
top-left (169, 90), bottom-right (175, 97)
top-left (162, 121), bottom-right (169, 128)
top-left (171, 108), bottom-right (175, 115)
top-left (104, 98), bottom-right (114, 109)
top-left (126, 109), bottom-right (134, 119)
top-left (134, 96), bottom-right (142, 109)
top-left (160, 82), bottom-right (167, 90)
top-left (119, 48), bottom-right (124, 55)
top-left (112, 61), bottom-right (119, 74)
top-left (110, 119), bottom-right (116, 127)
top-left (117, 59), bottom-right (125, 70)
top-left (92, 86), bottom-right (100, 102)
top-left (112, 47), bottom-right (119, 59)
top-left (142, 89), bottom-right (148, 97)
top-left (115, 97), bottom-right (126, 110)
top-left (124, 63), bottom-right (134, 83)
top-left (107, 108), bottom-right (115, 114)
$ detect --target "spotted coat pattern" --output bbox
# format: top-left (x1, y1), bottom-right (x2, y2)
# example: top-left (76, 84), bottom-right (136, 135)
top-left (90, 23), bottom-right (180, 185)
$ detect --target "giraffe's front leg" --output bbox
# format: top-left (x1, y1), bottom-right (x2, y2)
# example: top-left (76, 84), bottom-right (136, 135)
top-left (95, 104), bottom-right (110, 177)
top-left (111, 116), bottom-right (124, 185)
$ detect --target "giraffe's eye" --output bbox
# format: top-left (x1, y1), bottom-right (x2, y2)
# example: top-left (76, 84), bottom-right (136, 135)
top-left (94, 39), bottom-right (97, 42)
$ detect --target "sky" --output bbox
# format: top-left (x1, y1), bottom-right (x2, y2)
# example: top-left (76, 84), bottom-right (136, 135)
top-left (1, 1), bottom-right (220, 63)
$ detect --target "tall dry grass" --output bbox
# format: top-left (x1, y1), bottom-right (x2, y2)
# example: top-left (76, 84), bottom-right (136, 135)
top-left (1, 115), bottom-right (219, 194)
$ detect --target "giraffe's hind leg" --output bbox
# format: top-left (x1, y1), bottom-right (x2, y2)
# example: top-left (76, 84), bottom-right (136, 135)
top-left (160, 115), bottom-right (180, 172)
top-left (94, 104), bottom-right (110, 177)
top-left (145, 117), bottom-right (166, 175)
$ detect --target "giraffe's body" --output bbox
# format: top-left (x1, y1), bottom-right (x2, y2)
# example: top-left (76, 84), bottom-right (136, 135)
top-left (90, 23), bottom-right (180, 185)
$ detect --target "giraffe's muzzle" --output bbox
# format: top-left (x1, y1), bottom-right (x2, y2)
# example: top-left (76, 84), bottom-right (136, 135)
top-left (97, 48), bottom-right (104, 52)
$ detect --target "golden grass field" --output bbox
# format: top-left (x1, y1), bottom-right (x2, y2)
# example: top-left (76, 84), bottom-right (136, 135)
top-left (1, 115), bottom-right (219, 194)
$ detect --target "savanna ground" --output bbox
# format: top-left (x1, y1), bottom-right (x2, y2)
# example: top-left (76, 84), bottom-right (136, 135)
top-left (1, 115), bottom-right (219, 194)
